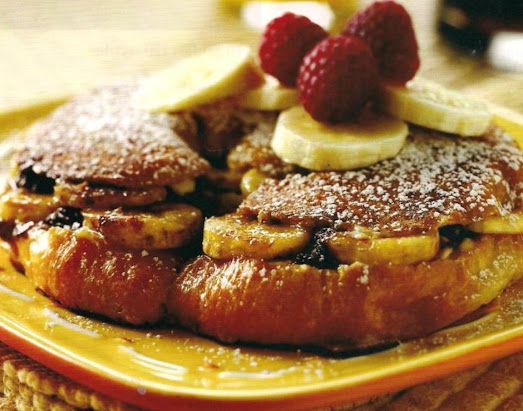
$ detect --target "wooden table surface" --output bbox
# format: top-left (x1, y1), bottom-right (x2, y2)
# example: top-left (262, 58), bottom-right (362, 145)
top-left (1, 0), bottom-right (522, 114)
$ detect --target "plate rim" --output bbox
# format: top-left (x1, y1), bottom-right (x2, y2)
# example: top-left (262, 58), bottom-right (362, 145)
top-left (1, 319), bottom-right (522, 410)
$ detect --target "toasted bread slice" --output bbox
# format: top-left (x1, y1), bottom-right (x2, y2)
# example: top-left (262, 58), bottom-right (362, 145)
top-left (240, 127), bottom-right (523, 236)
top-left (14, 84), bottom-right (209, 189)
top-left (169, 234), bottom-right (523, 349)
top-left (14, 226), bottom-right (177, 325)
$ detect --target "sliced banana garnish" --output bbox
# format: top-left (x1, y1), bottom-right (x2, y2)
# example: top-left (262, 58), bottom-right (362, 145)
top-left (468, 213), bottom-right (523, 234)
top-left (327, 230), bottom-right (440, 265)
top-left (238, 75), bottom-right (298, 111)
top-left (271, 106), bottom-right (408, 171)
top-left (203, 215), bottom-right (310, 259)
top-left (379, 79), bottom-right (492, 137)
top-left (137, 44), bottom-right (264, 113)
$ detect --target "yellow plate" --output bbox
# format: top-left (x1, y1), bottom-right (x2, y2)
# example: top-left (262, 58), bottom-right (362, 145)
top-left (0, 103), bottom-right (522, 410)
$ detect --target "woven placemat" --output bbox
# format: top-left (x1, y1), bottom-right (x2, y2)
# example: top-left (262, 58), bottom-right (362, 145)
top-left (0, 341), bottom-right (520, 411)
top-left (0, 343), bottom-right (137, 410)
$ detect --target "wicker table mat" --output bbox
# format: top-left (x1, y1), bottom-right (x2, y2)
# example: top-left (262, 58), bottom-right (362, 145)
top-left (0, 342), bottom-right (520, 411)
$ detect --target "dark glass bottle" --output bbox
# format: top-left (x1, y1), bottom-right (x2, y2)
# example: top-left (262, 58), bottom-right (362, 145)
top-left (439, 0), bottom-right (523, 54)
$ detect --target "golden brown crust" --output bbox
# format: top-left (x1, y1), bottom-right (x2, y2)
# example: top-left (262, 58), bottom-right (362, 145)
top-left (14, 226), bottom-right (178, 325)
top-left (14, 84), bottom-right (209, 188)
top-left (240, 128), bottom-right (523, 236)
top-left (169, 234), bottom-right (523, 349)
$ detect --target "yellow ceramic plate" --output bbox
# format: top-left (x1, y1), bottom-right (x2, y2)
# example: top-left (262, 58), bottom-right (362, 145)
top-left (0, 103), bottom-right (522, 410)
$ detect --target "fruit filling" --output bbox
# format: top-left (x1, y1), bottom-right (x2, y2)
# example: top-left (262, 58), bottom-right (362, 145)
top-left (202, 212), bottom-right (513, 269)
top-left (16, 165), bottom-right (56, 195)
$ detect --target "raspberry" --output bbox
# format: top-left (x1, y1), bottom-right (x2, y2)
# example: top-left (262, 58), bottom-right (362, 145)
top-left (297, 35), bottom-right (378, 123)
top-left (259, 13), bottom-right (328, 87)
top-left (343, 1), bottom-right (419, 85)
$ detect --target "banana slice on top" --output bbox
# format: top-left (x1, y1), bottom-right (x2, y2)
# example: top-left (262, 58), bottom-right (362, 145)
top-left (238, 75), bottom-right (298, 111)
top-left (379, 79), bottom-right (492, 137)
top-left (137, 44), bottom-right (264, 113)
top-left (271, 106), bottom-right (408, 171)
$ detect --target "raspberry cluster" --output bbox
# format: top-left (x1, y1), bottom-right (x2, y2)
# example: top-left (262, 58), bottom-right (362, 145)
top-left (258, 1), bottom-right (420, 123)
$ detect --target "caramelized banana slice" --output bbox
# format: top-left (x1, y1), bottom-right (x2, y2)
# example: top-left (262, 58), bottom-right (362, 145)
top-left (240, 168), bottom-right (269, 196)
top-left (468, 212), bottom-right (523, 234)
top-left (203, 215), bottom-right (310, 259)
top-left (83, 204), bottom-right (202, 250)
top-left (0, 189), bottom-right (59, 223)
top-left (327, 230), bottom-right (440, 265)
top-left (0, 183), bottom-right (169, 224)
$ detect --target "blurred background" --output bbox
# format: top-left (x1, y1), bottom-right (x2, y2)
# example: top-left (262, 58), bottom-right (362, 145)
top-left (1, 0), bottom-right (522, 113)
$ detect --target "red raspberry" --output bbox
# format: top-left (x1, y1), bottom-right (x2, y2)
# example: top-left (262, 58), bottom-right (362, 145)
top-left (297, 35), bottom-right (378, 123)
top-left (343, 1), bottom-right (419, 85)
top-left (259, 13), bottom-right (328, 87)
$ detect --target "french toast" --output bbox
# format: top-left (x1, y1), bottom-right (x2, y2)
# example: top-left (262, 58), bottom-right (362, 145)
top-left (15, 226), bottom-right (178, 325)
top-left (170, 235), bottom-right (523, 348)
top-left (4, 81), bottom-right (523, 350)
top-left (14, 83), bottom-right (208, 189)
top-left (170, 126), bottom-right (523, 349)
top-left (0, 76), bottom-right (286, 324)
top-left (1, 12), bottom-right (522, 354)
top-left (1, 83), bottom-right (209, 324)
top-left (238, 127), bottom-right (523, 235)
top-left (4, 86), bottom-right (523, 348)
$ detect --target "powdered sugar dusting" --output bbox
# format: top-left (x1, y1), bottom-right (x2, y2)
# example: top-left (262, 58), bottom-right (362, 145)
top-left (240, 127), bottom-right (523, 236)
top-left (15, 83), bottom-right (209, 188)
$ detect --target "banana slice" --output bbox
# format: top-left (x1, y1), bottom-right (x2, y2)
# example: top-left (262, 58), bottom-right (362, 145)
top-left (271, 106), bottom-right (408, 171)
top-left (238, 75), bottom-right (298, 111)
top-left (137, 44), bottom-right (264, 113)
top-left (83, 204), bottom-right (202, 250)
top-left (379, 79), bottom-right (492, 137)
top-left (0, 189), bottom-right (59, 223)
top-left (468, 213), bottom-right (523, 234)
top-left (240, 168), bottom-right (269, 196)
top-left (204, 215), bottom-right (310, 259)
top-left (327, 230), bottom-right (440, 265)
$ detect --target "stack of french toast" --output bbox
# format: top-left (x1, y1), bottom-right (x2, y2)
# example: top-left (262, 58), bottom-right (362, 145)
top-left (1, 1), bottom-right (523, 351)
